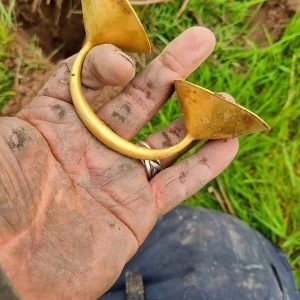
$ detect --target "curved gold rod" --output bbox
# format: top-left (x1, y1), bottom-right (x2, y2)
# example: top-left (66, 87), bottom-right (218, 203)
top-left (70, 42), bottom-right (195, 160)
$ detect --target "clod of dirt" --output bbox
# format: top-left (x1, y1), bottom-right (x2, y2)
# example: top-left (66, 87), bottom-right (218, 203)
top-left (249, 0), bottom-right (300, 47)
top-left (125, 270), bottom-right (144, 299)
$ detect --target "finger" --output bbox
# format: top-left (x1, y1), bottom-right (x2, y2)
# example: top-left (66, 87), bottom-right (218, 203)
top-left (150, 138), bottom-right (239, 216)
top-left (98, 27), bottom-right (216, 140)
top-left (144, 92), bottom-right (236, 168)
top-left (38, 44), bottom-right (136, 103)
top-left (80, 45), bottom-right (136, 89)
top-left (217, 92), bottom-right (235, 102)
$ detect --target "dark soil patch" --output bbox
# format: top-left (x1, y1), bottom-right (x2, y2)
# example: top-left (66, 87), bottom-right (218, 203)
top-left (16, 0), bottom-right (85, 60)
top-left (249, 0), bottom-right (300, 47)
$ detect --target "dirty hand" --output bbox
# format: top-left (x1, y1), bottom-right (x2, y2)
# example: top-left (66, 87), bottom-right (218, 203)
top-left (0, 27), bottom-right (238, 299)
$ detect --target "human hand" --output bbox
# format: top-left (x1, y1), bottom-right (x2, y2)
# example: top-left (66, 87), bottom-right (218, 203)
top-left (0, 27), bottom-right (239, 299)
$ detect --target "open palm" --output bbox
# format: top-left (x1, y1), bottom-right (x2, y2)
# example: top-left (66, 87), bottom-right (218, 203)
top-left (0, 27), bottom-right (238, 299)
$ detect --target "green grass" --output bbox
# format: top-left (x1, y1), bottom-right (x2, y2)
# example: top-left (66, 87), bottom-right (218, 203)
top-left (0, 1), bottom-right (15, 110)
top-left (137, 0), bottom-right (300, 287)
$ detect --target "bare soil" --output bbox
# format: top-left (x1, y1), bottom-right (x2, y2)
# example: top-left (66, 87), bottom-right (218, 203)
top-left (16, 0), bottom-right (85, 60)
top-left (1, 30), bottom-right (55, 116)
top-left (249, 0), bottom-right (300, 47)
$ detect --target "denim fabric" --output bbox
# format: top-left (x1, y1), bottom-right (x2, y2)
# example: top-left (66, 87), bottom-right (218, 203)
top-left (101, 207), bottom-right (299, 300)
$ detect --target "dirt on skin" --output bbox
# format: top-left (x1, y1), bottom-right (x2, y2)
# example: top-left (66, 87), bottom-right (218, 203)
top-left (1, 0), bottom-right (300, 117)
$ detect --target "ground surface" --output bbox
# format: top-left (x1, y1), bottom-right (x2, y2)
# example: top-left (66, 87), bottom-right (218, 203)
top-left (0, 0), bottom-right (300, 288)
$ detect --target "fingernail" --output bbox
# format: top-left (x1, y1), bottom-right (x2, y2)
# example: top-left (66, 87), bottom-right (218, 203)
top-left (116, 51), bottom-right (136, 69)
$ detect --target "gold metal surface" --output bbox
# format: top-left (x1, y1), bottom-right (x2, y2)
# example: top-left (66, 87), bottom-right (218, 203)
top-left (70, 0), bottom-right (270, 160)
top-left (71, 41), bottom-right (194, 159)
top-left (82, 0), bottom-right (151, 53)
top-left (175, 80), bottom-right (270, 139)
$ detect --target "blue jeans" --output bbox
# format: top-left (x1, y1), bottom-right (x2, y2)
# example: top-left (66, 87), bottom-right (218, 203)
top-left (101, 207), bottom-right (299, 300)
